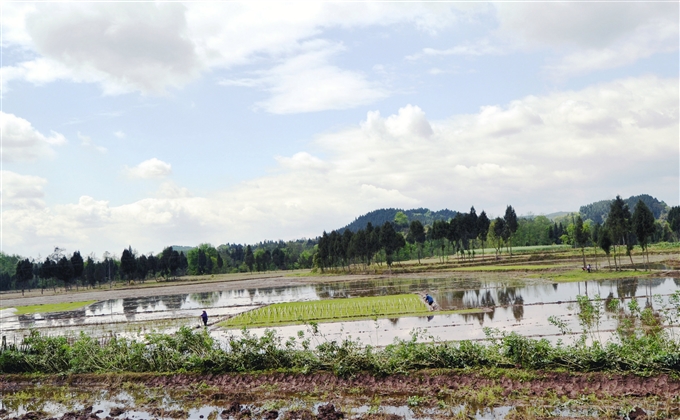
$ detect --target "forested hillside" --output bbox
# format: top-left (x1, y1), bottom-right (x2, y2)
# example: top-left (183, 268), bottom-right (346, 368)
top-left (339, 208), bottom-right (457, 233)
top-left (580, 194), bottom-right (669, 224)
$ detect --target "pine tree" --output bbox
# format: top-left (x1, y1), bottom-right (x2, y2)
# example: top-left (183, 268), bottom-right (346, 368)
top-left (477, 211), bottom-right (490, 256)
top-left (632, 199), bottom-right (656, 269)
top-left (504, 205), bottom-right (518, 255)
top-left (574, 216), bottom-right (589, 269)
top-left (605, 195), bottom-right (633, 270)
top-left (245, 245), bottom-right (254, 272)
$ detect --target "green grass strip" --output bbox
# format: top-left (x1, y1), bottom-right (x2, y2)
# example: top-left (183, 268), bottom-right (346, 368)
top-left (222, 294), bottom-right (431, 328)
top-left (452, 264), bottom-right (567, 272)
top-left (533, 268), bottom-right (645, 282)
top-left (3, 301), bottom-right (97, 315)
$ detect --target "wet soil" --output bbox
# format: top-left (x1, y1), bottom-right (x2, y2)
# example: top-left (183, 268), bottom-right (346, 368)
top-left (2, 370), bottom-right (678, 419)
top-left (2, 370), bottom-right (678, 401)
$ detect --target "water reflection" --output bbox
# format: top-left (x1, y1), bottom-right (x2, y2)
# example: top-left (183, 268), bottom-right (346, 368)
top-left (1, 276), bottom-right (678, 347)
top-left (222, 277), bottom-right (680, 348)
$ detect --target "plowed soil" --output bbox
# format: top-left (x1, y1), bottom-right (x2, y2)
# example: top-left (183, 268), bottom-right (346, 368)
top-left (2, 370), bottom-right (678, 402)
top-left (2, 370), bottom-right (679, 419)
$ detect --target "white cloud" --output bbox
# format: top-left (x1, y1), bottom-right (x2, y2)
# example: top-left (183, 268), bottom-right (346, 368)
top-left (251, 42), bottom-right (388, 114)
top-left (3, 76), bottom-right (677, 257)
top-left (495, 3), bottom-right (676, 50)
top-left (19, 3), bottom-right (201, 95)
top-left (407, 3), bottom-right (677, 79)
top-left (124, 158), bottom-right (172, 179)
top-left (275, 152), bottom-right (327, 171)
top-left (495, 2), bottom-right (678, 78)
top-left (544, 19), bottom-right (679, 78)
top-left (114, 131), bottom-right (125, 139)
top-left (219, 40), bottom-right (388, 113)
top-left (2, 2), bottom-right (459, 97)
top-left (77, 132), bottom-right (107, 153)
top-left (1, 112), bottom-right (66, 162)
top-left (1, 170), bottom-right (47, 210)
top-left (407, 40), bottom-right (505, 61)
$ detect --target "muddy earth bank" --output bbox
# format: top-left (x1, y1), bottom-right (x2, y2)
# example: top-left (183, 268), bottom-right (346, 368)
top-left (1, 371), bottom-right (678, 420)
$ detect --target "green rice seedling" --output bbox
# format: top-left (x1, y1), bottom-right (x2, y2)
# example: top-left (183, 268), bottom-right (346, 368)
top-left (5, 301), bottom-right (98, 315)
top-left (222, 294), bottom-right (430, 328)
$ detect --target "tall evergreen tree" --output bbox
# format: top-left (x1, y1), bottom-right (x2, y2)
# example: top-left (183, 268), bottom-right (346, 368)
top-left (137, 255), bottom-right (149, 281)
top-left (85, 256), bottom-right (96, 288)
top-left (574, 216), bottom-right (589, 269)
top-left (216, 253), bottom-right (224, 272)
top-left (341, 229), bottom-right (353, 269)
top-left (605, 195), bottom-right (632, 270)
top-left (197, 249), bottom-right (207, 275)
top-left (504, 205), bottom-right (518, 255)
top-left (121, 248), bottom-right (136, 281)
top-left (477, 210), bottom-right (490, 256)
top-left (380, 222), bottom-right (404, 268)
top-left (632, 199), bottom-right (656, 268)
top-left (598, 227), bottom-right (613, 270)
top-left (244, 245), bottom-right (254, 272)
top-left (430, 220), bottom-right (448, 262)
top-left (352, 229), bottom-right (367, 267)
top-left (71, 251), bottom-right (84, 289)
top-left (490, 218), bottom-right (506, 258)
top-left (56, 256), bottom-right (74, 289)
top-left (407, 220), bottom-right (426, 263)
top-left (668, 206), bottom-right (680, 240)
top-left (15, 259), bottom-right (33, 295)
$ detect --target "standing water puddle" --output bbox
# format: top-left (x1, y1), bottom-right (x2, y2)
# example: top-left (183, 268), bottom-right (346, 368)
top-left (0, 276), bottom-right (678, 346)
top-left (221, 277), bottom-right (680, 347)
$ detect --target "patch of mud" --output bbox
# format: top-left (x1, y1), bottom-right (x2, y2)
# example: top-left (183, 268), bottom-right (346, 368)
top-left (2, 371), bottom-right (679, 400)
top-left (2, 371), bottom-right (679, 420)
top-left (116, 371), bottom-right (680, 399)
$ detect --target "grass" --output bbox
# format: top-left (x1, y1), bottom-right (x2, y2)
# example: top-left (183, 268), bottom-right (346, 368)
top-left (221, 294), bottom-right (431, 328)
top-left (533, 268), bottom-right (644, 282)
top-left (452, 264), bottom-right (567, 272)
top-left (4, 300), bottom-right (98, 315)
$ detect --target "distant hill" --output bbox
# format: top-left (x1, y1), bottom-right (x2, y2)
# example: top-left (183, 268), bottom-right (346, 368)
top-left (338, 208), bottom-right (457, 233)
top-left (543, 211), bottom-right (572, 221)
top-left (579, 194), bottom-right (669, 224)
top-left (168, 245), bottom-right (195, 254)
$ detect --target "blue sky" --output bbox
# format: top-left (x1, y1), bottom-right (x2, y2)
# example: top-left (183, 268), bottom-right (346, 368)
top-left (2, 2), bottom-right (678, 259)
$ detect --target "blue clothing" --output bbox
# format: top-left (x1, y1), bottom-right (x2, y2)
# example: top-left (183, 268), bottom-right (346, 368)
top-left (201, 311), bottom-right (208, 326)
top-left (425, 295), bottom-right (434, 305)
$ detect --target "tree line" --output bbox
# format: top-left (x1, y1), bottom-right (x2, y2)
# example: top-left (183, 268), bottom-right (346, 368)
top-left (4, 198), bottom-right (680, 293)
top-left (4, 239), bottom-right (317, 294)
top-left (9, 246), bottom-right (190, 295)
top-left (314, 206), bottom-right (516, 270)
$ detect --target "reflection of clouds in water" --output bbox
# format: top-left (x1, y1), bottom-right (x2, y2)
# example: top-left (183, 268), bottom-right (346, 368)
top-left (3, 277), bottom-right (678, 346)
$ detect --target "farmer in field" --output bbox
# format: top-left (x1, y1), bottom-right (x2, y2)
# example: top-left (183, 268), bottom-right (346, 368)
top-left (200, 310), bottom-right (208, 327)
top-left (425, 294), bottom-right (434, 307)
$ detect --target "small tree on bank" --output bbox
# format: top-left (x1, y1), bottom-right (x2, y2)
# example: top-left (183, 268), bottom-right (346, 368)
top-left (574, 216), bottom-right (589, 269)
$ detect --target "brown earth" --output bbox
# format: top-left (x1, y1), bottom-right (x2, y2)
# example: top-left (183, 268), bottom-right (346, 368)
top-left (2, 370), bottom-right (679, 399)
top-left (2, 370), bottom-right (679, 419)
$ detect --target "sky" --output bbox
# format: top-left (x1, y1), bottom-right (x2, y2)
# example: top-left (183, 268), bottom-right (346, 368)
top-left (1, 2), bottom-right (678, 259)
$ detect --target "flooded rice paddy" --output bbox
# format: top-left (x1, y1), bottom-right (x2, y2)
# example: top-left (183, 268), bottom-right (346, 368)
top-left (1, 274), bottom-right (679, 419)
top-left (1, 276), bottom-right (679, 347)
